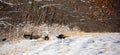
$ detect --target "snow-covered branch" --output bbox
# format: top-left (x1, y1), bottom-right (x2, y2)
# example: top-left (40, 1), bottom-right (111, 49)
top-left (39, 4), bottom-right (62, 9)
top-left (0, 0), bottom-right (14, 6)
top-left (34, 0), bottom-right (53, 2)
top-left (0, 17), bottom-right (13, 28)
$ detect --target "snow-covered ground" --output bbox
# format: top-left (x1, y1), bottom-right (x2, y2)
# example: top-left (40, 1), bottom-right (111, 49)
top-left (0, 33), bottom-right (120, 55)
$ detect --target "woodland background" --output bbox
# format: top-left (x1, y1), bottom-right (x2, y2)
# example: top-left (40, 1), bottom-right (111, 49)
top-left (0, 0), bottom-right (120, 32)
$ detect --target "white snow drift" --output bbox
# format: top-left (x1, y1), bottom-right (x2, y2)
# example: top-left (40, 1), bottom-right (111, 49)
top-left (0, 33), bottom-right (120, 55)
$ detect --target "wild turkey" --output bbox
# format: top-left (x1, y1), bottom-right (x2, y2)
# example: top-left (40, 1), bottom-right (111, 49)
top-left (44, 35), bottom-right (49, 40)
top-left (2, 38), bottom-right (7, 41)
top-left (31, 34), bottom-right (41, 39)
top-left (23, 32), bottom-right (41, 39)
top-left (56, 34), bottom-right (66, 39)
top-left (23, 33), bottom-right (32, 39)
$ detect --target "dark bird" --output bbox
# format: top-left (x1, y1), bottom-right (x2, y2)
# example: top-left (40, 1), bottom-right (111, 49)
top-left (2, 38), bottom-right (7, 41)
top-left (23, 33), bottom-right (32, 39)
top-left (44, 35), bottom-right (49, 40)
top-left (56, 34), bottom-right (66, 39)
top-left (23, 32), bottom-right (41, 39)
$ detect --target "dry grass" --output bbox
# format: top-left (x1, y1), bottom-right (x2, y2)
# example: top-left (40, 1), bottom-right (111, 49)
top-left (0, 23), bottom-right (80, 42)
top-left (0, 22), bottom-right (115, 42)
top-left (64, 31), bottom-right (85, 37)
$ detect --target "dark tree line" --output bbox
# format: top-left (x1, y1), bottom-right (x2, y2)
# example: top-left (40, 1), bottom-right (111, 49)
top-left (0, 0), bottom-right (120, 32)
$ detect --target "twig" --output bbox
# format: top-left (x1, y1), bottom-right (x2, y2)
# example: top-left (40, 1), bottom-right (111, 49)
top-left (39, 4), bottom-right (62, 9)
top-left (0, 0), bottom-right (14, 6)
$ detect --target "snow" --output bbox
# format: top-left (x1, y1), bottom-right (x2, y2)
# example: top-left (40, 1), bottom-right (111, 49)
top-left (0, 33), bottom-right (120, 55)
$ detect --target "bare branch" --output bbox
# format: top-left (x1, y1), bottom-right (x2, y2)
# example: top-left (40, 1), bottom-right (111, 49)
top-left (0, 0), bottom-right (14, 6)
top-left (39, 4), bottom-right (62, 9)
